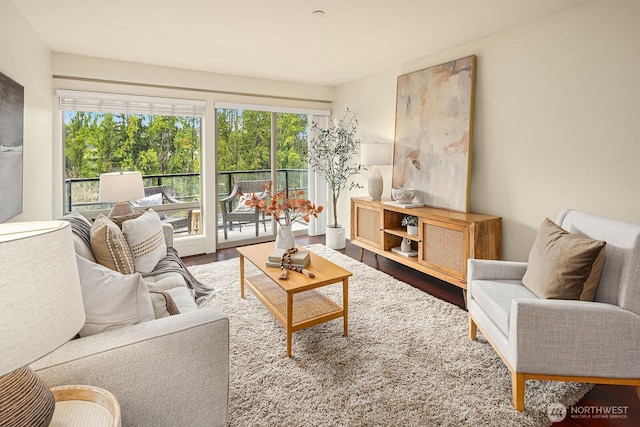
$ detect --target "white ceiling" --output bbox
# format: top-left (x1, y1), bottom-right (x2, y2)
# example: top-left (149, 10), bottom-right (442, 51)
top-left (12, 0), bottom-right (591, 86)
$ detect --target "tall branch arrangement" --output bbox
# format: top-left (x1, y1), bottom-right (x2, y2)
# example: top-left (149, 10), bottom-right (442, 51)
top-left (241, 181), bottom-right (323, 226)
top-left (307, 110), bottom-right (365, 228)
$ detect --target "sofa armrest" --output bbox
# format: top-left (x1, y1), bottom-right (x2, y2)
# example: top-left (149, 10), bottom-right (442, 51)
top-left (467, 259), bottom-right (528, 300)
top-left (162, 222), bottom-right (174, 247)
top-left (32, 307), bottom-right (229, 427)
top-left (509, 299), bottom-right (640, 378)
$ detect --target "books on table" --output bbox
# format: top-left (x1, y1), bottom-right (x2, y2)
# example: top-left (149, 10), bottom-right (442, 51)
top-left (266, 248), bottom-right (310, 268)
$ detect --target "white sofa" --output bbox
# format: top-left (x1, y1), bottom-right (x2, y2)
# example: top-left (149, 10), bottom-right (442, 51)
top-left (31, 214), bottom-right (229, 426)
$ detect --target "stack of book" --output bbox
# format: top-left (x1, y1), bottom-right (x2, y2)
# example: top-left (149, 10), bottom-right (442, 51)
top-left (266, 248), bottom-right (310, 268)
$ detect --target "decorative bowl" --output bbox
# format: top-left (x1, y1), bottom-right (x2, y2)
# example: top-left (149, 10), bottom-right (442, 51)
top-left (392, 187), bottom-right (416, 204)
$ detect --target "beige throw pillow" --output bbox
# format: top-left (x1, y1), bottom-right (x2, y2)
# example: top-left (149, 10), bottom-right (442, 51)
top-left (90, 214), bottom-right (135, 274)
top-left (76, 255), bottom-right (155, 337)
top-left (522, 218), bottom-right (606, 300)
top-left (109, 209), bottom-right (147, 229)
top-left (122, 208), bottom-right (167, 274)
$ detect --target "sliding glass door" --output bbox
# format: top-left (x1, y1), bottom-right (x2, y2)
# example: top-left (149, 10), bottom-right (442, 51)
top-left (215, 107), bottom-right (310, 248)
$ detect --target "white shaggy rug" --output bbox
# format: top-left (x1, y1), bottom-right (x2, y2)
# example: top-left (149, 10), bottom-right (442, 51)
top-left (191, 244), bottom-right (591, 426)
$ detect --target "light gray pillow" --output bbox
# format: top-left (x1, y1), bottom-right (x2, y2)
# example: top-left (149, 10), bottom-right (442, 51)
top-left (76, 255), bottom-right (155, 337)
top-left (122, 209), bottom-right (167, 274)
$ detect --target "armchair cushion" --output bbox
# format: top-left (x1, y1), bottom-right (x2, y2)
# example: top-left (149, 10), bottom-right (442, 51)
top-left (76, 255), bottom-right (154, 337)
top-left (90, 214), bottom-right (136, 274)
top-left (234, 193), bottom-right (256, 212)
top-left (522, 218), bottom-right (606, 300)
top-left (472, 280), bottom-right (537, 336)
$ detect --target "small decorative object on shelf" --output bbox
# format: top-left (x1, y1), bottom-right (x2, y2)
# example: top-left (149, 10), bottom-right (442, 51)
top-left (242, 181), bottom-right (323, 250)
top-left (392, 187), bottom-right (416, 204)
top-left (401, 215), bottom-right (419, 235)
top-left (400, 237), bottom-right (412, 252)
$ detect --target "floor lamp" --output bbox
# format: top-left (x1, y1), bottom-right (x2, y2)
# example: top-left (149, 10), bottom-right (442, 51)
top-left (99, 171), bottom-right (145, 217)
top-left (0, 221), bottom-right (85, 426)
top-left (360, 142), bottom-right (393, 201)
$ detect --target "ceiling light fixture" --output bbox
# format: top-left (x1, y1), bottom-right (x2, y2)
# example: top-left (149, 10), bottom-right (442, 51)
top-left (312, 10), bottom-right (325, 17)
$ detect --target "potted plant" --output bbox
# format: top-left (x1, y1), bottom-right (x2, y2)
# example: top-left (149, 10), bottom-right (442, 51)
top-left (402, 215), bottom-right (419, 236)
top-left (307, 109), bottom-right (365, 249)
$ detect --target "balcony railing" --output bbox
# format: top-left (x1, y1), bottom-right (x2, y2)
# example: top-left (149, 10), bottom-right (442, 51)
top-left (65, 169), bottom-right (308, 233)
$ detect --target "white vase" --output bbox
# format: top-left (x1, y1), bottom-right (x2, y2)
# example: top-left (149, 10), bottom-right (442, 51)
top-left (325, 225), bottom-right (346, 249)
top-left (407, 225), bottom-right (418, 236)
top-left (275, 224), bottom-right (296, 249)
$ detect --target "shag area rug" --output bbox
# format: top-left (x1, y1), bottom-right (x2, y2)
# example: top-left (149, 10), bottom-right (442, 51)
top-left (191, 244), bottom-right (591, 426)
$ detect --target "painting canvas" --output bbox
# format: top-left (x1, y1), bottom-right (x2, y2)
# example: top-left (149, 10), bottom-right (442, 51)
top-left (392, 55), bottom-right (476, 212)
top-left (0, 72), bottom-right (24, 222)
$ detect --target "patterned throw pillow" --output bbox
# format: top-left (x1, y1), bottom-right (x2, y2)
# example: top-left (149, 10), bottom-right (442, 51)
top-left (122, 209), bottom-right (167, 274)
top-left (90, 214), bottom-right (135, 274)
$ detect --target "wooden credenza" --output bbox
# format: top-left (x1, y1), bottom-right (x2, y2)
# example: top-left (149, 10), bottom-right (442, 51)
top-left (350, 197), bottom-right (502, 289)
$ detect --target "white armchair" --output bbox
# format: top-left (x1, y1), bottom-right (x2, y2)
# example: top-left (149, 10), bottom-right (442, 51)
top-left (467, 209), bottom-right (640, 411)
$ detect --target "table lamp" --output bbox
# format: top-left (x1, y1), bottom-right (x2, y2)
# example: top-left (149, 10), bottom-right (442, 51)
top-left (360, 142), bottom-right (393, 201)
top-left (99, 171), bottom-right (145, 217)
top-left (0, 221), bottom-right (85, 426)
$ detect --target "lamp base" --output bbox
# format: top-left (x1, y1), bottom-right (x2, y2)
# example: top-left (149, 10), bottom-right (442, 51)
top-left (0, 366), bottom-right (55, 427)
top-left (367, 166), bottom-right (383, 201)
top-left (108, 201), bottom-right (135, 217)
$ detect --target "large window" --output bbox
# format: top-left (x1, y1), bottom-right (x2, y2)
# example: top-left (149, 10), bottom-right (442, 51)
top-left (59, 91), bottom-right (204, 236)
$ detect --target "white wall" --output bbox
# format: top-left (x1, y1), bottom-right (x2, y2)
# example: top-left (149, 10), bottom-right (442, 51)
top-left (0, 0), bottom-right (52, 222)
top-left (334, 0), bottom-right (640, 261)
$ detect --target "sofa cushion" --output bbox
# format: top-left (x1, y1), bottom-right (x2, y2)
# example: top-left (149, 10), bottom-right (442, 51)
top-left (522, 218), bottom-right (606, 300)
top-left (122, 209), bottom-right (167, 274)
top-left (471, 279), bottom-right (538, 336)
top-left (166, 286), bottom-right (199, 313)
top-left (76, 255), bottom-right (155, 337)
top-left (90, 214), bottom-right (136, 274)
top-left (147, 285), bottom-right (181, 318)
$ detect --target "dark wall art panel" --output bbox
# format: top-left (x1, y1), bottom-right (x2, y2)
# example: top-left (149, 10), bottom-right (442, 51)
top-left (0, 71), bottom-right (24, 222)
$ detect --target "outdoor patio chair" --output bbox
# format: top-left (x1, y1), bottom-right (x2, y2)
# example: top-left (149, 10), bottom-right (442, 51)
top-left (220, 180), bottom-right (269, 239)
top-left (142, 186), bottom-right (193, 233)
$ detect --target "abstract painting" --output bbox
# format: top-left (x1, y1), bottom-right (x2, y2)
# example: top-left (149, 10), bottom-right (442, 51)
top-left (0, 71), bottom-right (24, 222)
top-left (392, 55), bottom-right (476, 212)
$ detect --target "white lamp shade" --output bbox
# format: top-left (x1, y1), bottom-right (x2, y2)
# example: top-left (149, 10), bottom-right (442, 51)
top-left (0, 221), bottom-right (85, 376)
top-left (360, 143), bottom-right (393, 166)
top-left (99, 171), bottom-right (145, 203)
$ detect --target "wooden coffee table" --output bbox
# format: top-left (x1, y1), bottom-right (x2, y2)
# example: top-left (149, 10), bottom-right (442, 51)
top-left (237, 242), bottom-right (352, 357)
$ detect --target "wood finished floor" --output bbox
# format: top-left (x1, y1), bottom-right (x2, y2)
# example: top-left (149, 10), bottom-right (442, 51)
top-left (183, 236), bottom-right (639, 426)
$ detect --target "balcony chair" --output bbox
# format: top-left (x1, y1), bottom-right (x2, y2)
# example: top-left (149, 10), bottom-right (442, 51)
top-left (220, 180), bottom-right (269, 239)
top-left (467, 209), bottom-right (640, 411)
top-left (142, 186), bottom-right (193, 233)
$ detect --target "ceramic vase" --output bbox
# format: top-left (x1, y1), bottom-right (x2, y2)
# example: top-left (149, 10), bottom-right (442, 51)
top-left (275, 224), bottom-right (296, 249)
top-left (401, 237), bottom-right (412, 252)
top-left (407, 225), bottom-right (419, 236)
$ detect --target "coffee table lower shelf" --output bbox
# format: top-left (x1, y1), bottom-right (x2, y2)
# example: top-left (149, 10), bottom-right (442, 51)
top-left (245, 273), bottom-right (344, 335)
